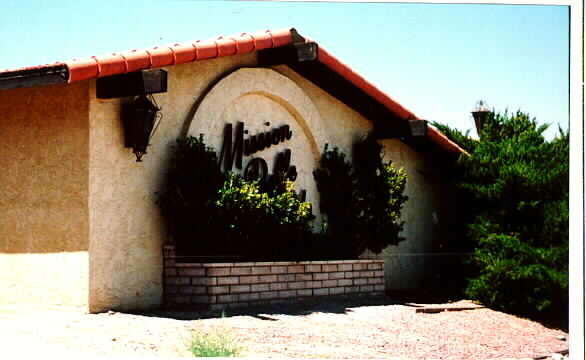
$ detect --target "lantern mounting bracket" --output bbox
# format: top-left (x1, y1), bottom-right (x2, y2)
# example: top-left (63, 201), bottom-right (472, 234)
top-left (96, 69), bottom-right (167, 99)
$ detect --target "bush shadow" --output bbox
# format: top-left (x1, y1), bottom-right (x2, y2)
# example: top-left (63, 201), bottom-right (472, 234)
top-left (134, 289), bottom-right (471, 322)
top-left (136, 294), bottom-right (417, 321)
top-left (134, 288), bottom-right (567, 332)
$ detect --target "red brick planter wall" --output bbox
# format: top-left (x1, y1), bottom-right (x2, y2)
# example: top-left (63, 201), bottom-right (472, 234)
top-left (163, 245), bottom-right (384, 310)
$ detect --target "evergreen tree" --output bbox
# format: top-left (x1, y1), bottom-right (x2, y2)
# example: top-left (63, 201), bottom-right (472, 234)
top-left (434, 110), bottom-right (569, 316)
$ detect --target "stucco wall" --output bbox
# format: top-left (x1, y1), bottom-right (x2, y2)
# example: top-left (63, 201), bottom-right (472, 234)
top-left (88, 53), bottom-right (257, 312)
top-left (87, 56), bottom-right (376, 312)
top-left (380, 139), bottom-right (443, 289)
top-left (187, 67), bottom-right (328, 222)
top-left (0, 55), bottom-right (450, 313)
top-left (271, 67), bottom-right (442, 290)
top-left (0, 51), bottom-right (453, 311)
top-left (0, 82), bottom-right (90, 309)
top-left (272, 65), bottom-right (372, 158)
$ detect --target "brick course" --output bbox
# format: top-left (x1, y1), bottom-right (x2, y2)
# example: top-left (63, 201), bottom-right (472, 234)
top-left (259, 275), bottom-right (278, 283)
top-left (250, 284), bottom-right (269, 292)
top-left (313, 288), bottom-right (329, 296)
top-left (230, 267), bottom-right (252, 276)
top-left (192, 277), bottom-right (217, 286)
top-left (163, 245), bottom-right (384, 309)
top-left (239, 276), bottom-right (260, 284)
top-left (297, 289), bottom-right (312, 297)
top-left (251, 266), bottom-right (272, 275)
top-left (207, 268), bottom-right (231, 276)
top-left (217, 276), bottom-right (239, 285)
top-left (312, 273), bottom-right (329, 281)
top-left (277, 274), bottom-right (295, 282)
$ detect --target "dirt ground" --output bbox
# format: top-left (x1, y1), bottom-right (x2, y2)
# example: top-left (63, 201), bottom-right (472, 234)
top-left (0, 295), bottom-right (569, 359)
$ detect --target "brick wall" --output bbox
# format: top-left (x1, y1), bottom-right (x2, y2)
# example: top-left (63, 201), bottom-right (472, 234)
top-left (163, 245), bottom-right (384, 310)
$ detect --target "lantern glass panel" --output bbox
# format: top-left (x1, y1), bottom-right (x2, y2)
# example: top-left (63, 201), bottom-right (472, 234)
top-left (124, 95), bottom-right (160, 161)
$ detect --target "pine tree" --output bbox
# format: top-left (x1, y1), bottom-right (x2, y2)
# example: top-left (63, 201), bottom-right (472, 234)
top-left (434, 110), bottom-right (568, 316)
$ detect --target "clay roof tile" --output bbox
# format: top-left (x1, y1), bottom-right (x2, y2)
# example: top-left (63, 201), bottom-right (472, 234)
top-left (0, 28), bottom-right (464, 154)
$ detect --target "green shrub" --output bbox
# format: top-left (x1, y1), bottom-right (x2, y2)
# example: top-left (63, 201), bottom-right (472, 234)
top-left (157, 135), bottom-right (227, 257)
top-left (434, 110), bottom-right (569, 317)
top-left (159, 133), bottom-right (407, 261)
top-left (313, 134), bottom-right (408, 257)
top-left (312, 144), bottom-right (356, 258)
top-left (352, 134), bottom-right (408, 254)
top-left (465, 232), bottom-right (568, 313)
top-left (215, 173), bottom-right (314, 260)
top-left (158, 135), bottom-right (314, 261)
top-left (187, 327), bottom-right (243, 357)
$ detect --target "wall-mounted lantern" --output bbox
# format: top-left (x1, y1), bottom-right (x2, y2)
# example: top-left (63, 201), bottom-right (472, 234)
top-left (97, 69), bottom-right (167, 162)
top-left (123, 94), bottom-right (162, 162)
top-left (471, 100), bottom-right (490, 139)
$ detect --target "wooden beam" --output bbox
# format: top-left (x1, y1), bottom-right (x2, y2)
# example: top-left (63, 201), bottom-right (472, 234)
top-left (96, 69), bottom-right (167, 99)
top-left (408, 120), bottom-right (428, 137)
top-left (258, 42), bottom-right (318, 67)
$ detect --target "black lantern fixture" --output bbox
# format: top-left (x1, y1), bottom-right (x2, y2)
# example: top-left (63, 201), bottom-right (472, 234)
top-left (123, 94), bottom-right (162, 162)
top-left (471, 100), bottom-right (490, 139)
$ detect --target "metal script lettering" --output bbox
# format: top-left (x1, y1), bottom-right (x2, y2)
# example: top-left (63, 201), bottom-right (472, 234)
top-left (219, 122), bottom-right (302, 195)
top-left (239, 124), bottom-right (293, 157)
top-left (273, 149), bottom-right (297, 181)
top-left (218, 122), bottom-right (244, 171)
top-left (244, 157), bottom-right (268, 182)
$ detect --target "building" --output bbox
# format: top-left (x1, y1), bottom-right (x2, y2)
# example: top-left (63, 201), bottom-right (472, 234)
top-left (0, 28), bottom-right (465, 312)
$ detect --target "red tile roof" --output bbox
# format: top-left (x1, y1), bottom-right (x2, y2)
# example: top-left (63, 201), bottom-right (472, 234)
top-left (0, 28), bottom-right (465, 154)
top-left (65, 29), bottom-right (294, 83)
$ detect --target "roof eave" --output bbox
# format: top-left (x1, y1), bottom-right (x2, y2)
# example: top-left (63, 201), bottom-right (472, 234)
top-left (426, 125), bottom-right (469, 155)
top-left (65, 28), bottom-right (296, 83)
top-left (0, 28), bottom-right (465, 155)
top-left (0, 64), bottom-right (68, 90)
top-left (313, 45), bottom-right (465, 155)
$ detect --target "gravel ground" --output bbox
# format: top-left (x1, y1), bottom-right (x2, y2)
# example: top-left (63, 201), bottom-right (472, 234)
top-left (0, 296), bottom-right (569, 359)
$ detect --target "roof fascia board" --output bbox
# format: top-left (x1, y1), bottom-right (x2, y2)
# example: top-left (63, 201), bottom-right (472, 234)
top-left (0, 64), bottom-right (68, 90)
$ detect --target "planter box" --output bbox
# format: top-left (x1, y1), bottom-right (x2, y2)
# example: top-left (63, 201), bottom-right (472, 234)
top-left (163, 245), bottom-right (385, 310)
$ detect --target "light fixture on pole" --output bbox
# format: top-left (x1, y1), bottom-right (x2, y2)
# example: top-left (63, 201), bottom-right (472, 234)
top-left (471, 100), bottom-right (490, 138)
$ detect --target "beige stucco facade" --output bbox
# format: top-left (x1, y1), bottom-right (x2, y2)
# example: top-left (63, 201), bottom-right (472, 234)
top-left (87, 54), bottom-right (258, 312)
top-left (1, 50), bottom-right (449, 312)
top-left (381, 139), bottom-right (444, 289)
top-left (0, 81), bottom-right (90, 310)
top-left (272, 66), bottom-right (445, 290)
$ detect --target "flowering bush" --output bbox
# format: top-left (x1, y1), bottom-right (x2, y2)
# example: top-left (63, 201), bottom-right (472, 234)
top-left (158, 135), bottom-right (313, 261)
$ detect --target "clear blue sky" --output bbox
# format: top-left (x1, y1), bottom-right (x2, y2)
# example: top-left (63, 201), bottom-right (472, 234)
top-left (0, 1), bottom-right (570, 139)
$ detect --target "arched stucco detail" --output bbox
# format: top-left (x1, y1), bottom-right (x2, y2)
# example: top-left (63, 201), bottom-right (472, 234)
top-left (188, 68), bottom-right (326, 164)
